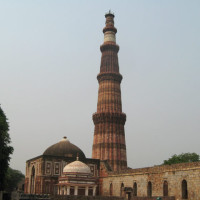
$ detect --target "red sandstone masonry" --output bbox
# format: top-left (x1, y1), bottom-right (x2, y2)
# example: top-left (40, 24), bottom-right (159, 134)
top-left (92, 13), bottom-right (127, 171)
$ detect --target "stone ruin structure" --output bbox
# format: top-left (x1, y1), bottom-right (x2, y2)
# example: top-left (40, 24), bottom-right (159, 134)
top-left (24, 12), bottom-right (200, 200)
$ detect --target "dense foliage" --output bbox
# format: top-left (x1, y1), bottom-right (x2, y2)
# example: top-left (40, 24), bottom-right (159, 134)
top-left (163, 153), bottom-right (200, 165)
top-left (5, 168), bottom-right (24, 192)
top-left (0, 106), bottom-right (14, 191)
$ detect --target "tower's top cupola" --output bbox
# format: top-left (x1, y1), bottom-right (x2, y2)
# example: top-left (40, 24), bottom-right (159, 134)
top-left (103, 10), bottom-right (117, 43)
top-left (105, 10), bottom-right (115, 18)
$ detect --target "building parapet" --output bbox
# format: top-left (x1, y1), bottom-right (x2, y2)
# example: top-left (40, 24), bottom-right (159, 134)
top-left (109, 161), bottom-right (200, 176)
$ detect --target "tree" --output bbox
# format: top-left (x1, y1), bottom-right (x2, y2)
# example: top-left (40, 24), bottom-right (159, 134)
top-left (5, 168), bottom-right (24, 192)
top-left (0, 105), bottom-right (14, 191)
top-left (163, 153), bottom-right (200, 165)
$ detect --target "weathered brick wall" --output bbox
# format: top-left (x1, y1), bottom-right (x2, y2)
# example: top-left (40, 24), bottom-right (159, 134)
top-left (101, 162), bottom-right (200, 200)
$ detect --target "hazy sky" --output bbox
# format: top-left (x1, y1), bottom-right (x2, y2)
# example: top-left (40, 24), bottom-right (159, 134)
top-left (0, 0), bottom-right (200, 174)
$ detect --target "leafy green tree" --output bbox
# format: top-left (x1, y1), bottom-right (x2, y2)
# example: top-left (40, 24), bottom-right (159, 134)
top-left (163, 153), bottom-right (200, 165)
top-left (5, 168), bottom-right (24, 192)
top-left (0, 105), bottom-right (14, 191)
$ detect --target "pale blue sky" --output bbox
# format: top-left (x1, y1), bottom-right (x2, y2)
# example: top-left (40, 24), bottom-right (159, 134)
top-left (0, 0), bottom-right (200, 173)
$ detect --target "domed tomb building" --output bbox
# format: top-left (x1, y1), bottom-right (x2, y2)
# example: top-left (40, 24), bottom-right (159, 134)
top-left (57, 157), bottom-right (98, 196)
top-left (24, 137), bottom-right (100, 195)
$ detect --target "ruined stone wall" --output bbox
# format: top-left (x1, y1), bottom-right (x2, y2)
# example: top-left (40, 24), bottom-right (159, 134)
top-left (20, 194), bottom-right (124, 200)
top-left (131, 197), bottom-right (174, 200)
top-left (53, 195), bottom-right (124, 200)
top-left (101, 162), bottom-right (200, 200)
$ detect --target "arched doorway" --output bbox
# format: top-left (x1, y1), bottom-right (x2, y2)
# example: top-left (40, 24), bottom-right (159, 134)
top-left (120, 183), bottom-right (124, 197)
top-left (163, 181), bottom-right (168, 196)
top-left (30, 166), bottom-right (35, 194)
top-left (182, 180), bottom-right (188, 199)
top-left (78, 187), bottom-right (85, 195)
top-left (147, 181), bottom-right (152, 197)
top-left (70, 186), bottom-right (74, 195)
top-left (133, 182), bottom-right (137, 196)
top-left (45, 182), bottom-right (51, 194)
top-left (88, 188), bottom-right (93, 196)
top-left (109, 183), bottom-right (113, 196)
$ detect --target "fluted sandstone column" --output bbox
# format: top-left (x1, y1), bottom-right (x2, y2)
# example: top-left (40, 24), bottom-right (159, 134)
top-left (92, 12), bottom-right (127, 171)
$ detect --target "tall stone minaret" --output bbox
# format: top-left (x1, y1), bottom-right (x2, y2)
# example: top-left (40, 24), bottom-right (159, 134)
top-left (92, 11), bottom-right (127, 171)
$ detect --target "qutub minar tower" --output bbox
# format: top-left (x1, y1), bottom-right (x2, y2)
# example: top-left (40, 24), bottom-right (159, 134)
top-left (92, 11), bottom-right (127, 171)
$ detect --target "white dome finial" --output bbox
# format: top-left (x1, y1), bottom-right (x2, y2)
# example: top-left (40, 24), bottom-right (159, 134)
top-left (76, 153), bottom-right (79, 161)
top-left (61, 136), bottom-right (68, 142)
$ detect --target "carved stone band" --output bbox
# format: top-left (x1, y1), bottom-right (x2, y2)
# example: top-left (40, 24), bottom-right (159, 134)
top-left (93, 112), bottom-right (126, 125)
top-left (97, 72), bottom-right (123, 83)
top-left (100, 43), bottom-right (119, 53)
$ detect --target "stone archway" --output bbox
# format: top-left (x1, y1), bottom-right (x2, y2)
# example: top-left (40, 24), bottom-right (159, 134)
top-left (133, 182), bottom-right (137, 196)
top-left (182, 179), bottom-right (188, 199)
top-left (120, 183), bottom-right (124, 197)
top-left (163, 181), bottom-right (168, 196)
top-left (147, 181), bottom-right (152, 197)
top-left (109, 183), bottom-right (113, 196)
top-left (30, 166), bottom-right (35, 194)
